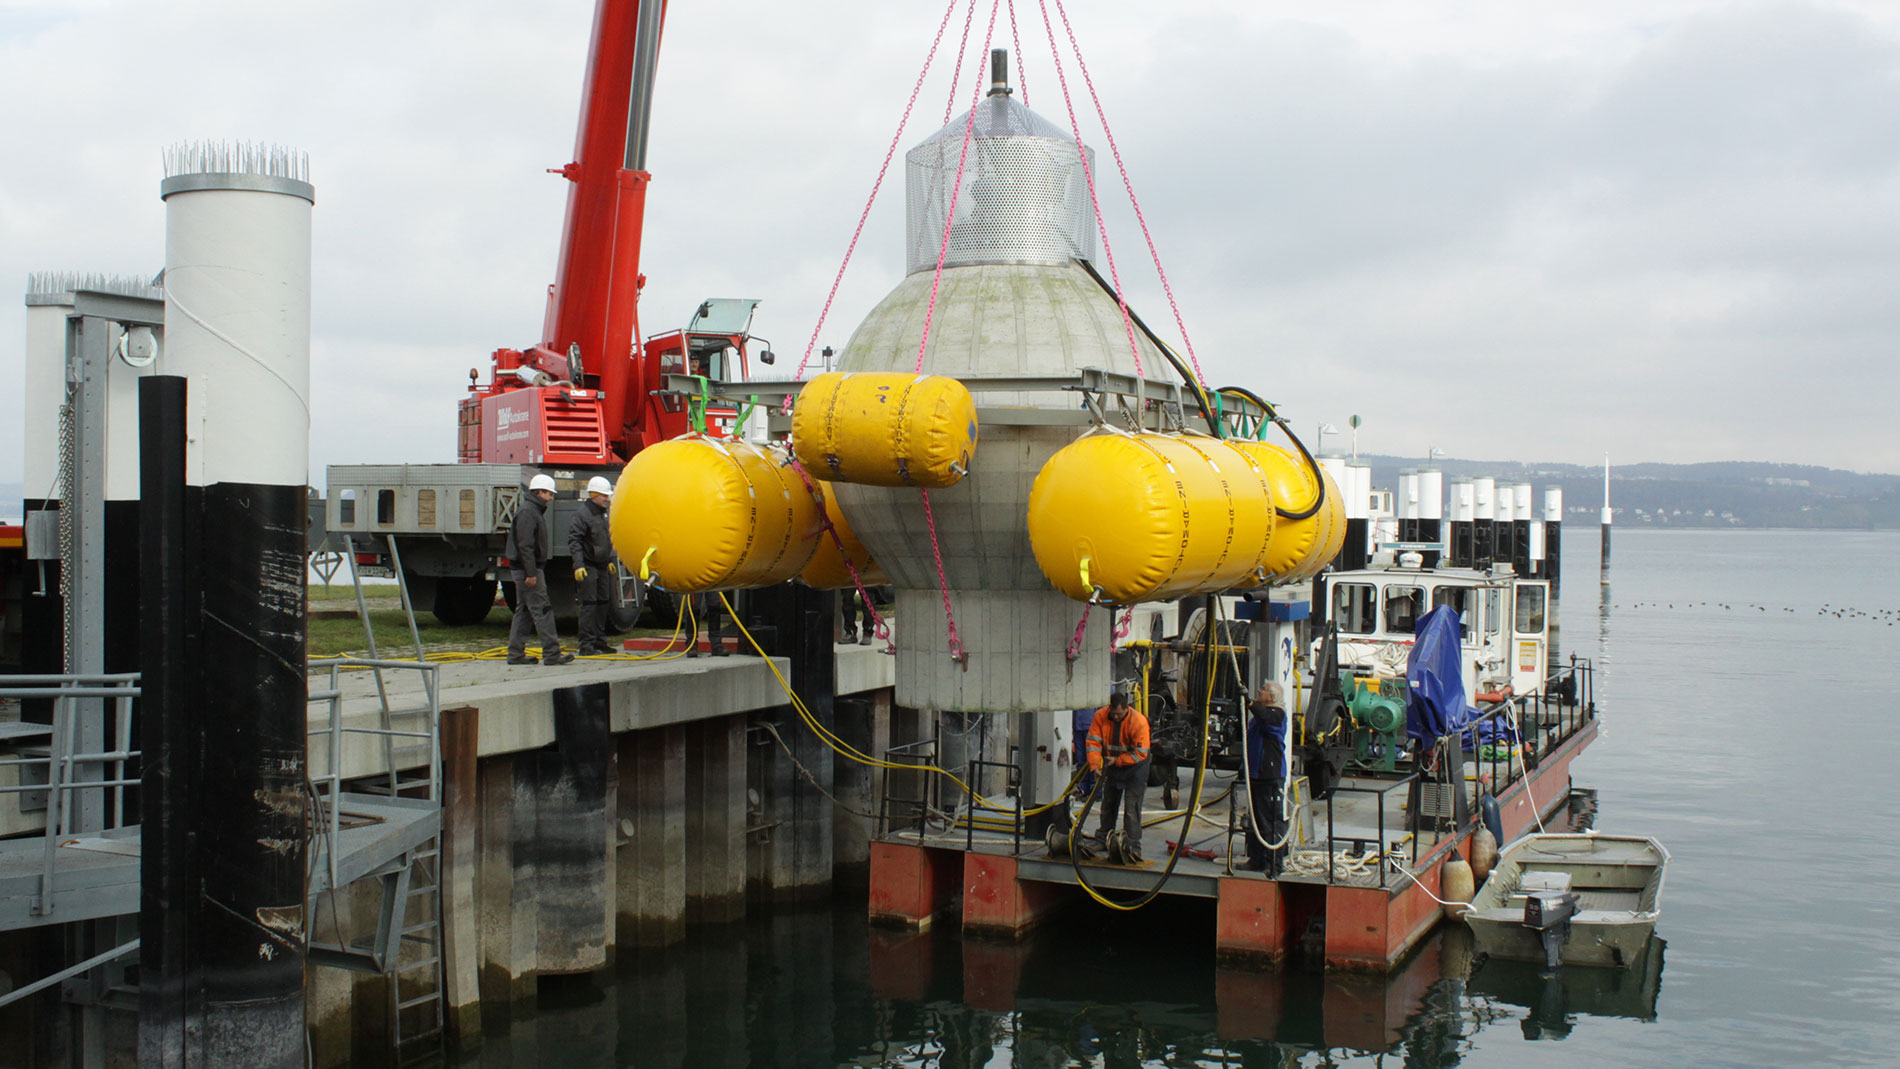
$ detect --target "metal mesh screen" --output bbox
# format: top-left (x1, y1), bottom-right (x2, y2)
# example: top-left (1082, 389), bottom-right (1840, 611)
top-left (905, 95), bottom-right (1096, 274)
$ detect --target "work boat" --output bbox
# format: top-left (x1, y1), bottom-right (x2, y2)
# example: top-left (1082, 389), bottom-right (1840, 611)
top-left (1464, 833), bottom-right (1670, 969)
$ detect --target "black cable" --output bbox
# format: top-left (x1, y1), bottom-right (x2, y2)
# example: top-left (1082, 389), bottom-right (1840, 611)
top-left (1218, 384), bottom-right (1327, 522)
top-left (1072, 258), bottom-right (1222, 436)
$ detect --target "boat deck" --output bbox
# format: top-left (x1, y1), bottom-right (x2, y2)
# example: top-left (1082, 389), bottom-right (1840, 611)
top-left (884, 769), bottom-right (1462, 896)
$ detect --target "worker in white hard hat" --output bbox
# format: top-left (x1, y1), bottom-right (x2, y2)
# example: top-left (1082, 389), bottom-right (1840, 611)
top-left (568, 475), bottom-right (618, 655)
top-left (504, 473), bottom-right (573, 665)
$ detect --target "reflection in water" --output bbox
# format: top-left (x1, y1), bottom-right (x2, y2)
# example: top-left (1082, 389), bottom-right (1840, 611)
top-left (1467, 932), bottom-right (1666, 1041)
top-left (460, 885), bottom-right (1666, 1068)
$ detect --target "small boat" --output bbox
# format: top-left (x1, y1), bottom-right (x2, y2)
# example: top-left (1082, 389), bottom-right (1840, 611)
top-left (1464, 832), bottom-right (1668, 968)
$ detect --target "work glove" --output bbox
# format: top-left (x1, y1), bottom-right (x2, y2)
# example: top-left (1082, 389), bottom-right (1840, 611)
top-left (574, 567), bottom-right (588, 582)
top-left (606, 561), bottom-right (617, 575)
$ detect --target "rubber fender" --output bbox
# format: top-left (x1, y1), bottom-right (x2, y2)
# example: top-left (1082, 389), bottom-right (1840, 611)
top-left (1441, 858), bottom-right (1475, 920)
top-left (1478, 792), bottom-right (1505, 848)
top-left (798, 479), bottom-right (891, 589)
top-left (608, 436), bottom-right (822, 593)
top-left (1027, 431), bottom-right (1276, 604)
top-left (1229, 441), bottom-right (1347, 582)
top-left (1471, 825), bottom-right (1500, 883)
top-left (790, 371), bottom-right (977, 488)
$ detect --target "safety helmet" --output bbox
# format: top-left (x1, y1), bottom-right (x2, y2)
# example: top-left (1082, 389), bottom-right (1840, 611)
top-left (585, 475), bottom-right (613, 497)
top-left (528, 473), bottom-right (557, 494)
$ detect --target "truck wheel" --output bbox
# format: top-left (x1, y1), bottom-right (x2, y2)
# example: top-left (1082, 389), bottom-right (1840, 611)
top-left (606, 576), bottom-right (645, 635)
top-left (433, 577), bottom-right (498, 627)
top-left (500, 579), bottom-right (518, 613)
top-left (644, 589), bottom-right (676, 629)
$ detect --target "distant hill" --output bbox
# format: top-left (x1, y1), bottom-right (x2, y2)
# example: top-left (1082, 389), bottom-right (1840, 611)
top-left (1352, 457), bottom-right (1900, 530)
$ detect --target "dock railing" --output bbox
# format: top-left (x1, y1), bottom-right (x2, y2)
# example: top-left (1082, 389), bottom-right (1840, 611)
top-left (306, 657), bottom-right (441, 891)
top-left (0, 673), bottom-right (141, 920)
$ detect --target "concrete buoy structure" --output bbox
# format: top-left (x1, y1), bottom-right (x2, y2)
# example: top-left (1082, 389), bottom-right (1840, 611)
top-left (825, 55), bottom-right (1154, 713)
top-left (141, 141), bottom-right (314, 1066)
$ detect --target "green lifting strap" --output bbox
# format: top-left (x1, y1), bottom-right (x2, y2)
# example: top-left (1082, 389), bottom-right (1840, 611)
top-left (687, 374), bottom-right (712, 435)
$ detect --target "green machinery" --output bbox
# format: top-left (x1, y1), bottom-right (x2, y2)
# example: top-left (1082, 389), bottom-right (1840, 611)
top-left (1342, 673), bottom-right (1409, 772)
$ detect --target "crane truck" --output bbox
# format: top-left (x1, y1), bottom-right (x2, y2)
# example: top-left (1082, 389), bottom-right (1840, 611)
top-left (319, 0), bottom-right (767, 627)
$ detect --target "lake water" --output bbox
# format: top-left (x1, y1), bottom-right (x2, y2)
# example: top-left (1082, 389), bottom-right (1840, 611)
top-left (465, 528), bottom-right (1900, 1067)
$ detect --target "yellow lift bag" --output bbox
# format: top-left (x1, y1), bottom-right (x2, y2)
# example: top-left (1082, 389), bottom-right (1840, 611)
top-left (1027, 432), bottom-right (1277, 604)
top-left (1230, 441), bottom-right (1347, 581)
top-left (799, 480), bottom-right (891, 589)
top-left (790, 371), bottom-right (977, 488)
top-left (609, 436), bottom-right (822, 592)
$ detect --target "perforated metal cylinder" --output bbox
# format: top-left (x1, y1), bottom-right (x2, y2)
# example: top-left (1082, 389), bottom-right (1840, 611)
top-left (905, 94), bottom-right (1095, 275)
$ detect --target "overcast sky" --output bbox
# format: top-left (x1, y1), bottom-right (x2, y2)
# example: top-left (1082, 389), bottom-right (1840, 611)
top-left (4, 0), bottom-right (1898, 492)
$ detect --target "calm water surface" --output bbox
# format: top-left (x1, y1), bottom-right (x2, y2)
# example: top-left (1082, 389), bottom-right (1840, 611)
top-left (470, 529), bottom-right (1900, 1067)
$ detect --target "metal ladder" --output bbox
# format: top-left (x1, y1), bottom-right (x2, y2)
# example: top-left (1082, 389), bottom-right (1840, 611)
top-left (391, 841), bottom-right (446, 1060)
top-left (306, 541), bottom-right (448, 1061)
top-left (341, 537), bottom-right (439, 800)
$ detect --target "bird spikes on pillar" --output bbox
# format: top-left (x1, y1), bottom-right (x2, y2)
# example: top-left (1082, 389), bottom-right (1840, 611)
top-left (163, 140), bottom-right (310, 182)
top-left (25, 271), bottom-right (162, 302)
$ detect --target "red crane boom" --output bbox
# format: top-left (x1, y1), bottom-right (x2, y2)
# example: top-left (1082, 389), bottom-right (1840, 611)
top-left (458, 0), bottom-right (755, 467)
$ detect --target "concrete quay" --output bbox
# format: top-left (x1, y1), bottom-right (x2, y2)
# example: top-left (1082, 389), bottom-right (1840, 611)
top-left (303, 643), bottom-right (898, 1062)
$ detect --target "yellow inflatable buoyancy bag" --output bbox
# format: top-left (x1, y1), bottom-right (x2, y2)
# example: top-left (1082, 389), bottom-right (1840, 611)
top-left (609, 436), bottom-right (822, 592)
top-left (1027, 432), bottom-right (1277, 604)
top-left (790, 371), bottom-right (977, 488)
top-left (799, 480), bottom-right (891, 589)
top-left (1229, 441), bottom-right (1347, 581)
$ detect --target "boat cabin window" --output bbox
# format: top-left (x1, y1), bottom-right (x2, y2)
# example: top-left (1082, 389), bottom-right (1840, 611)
top-left (1333, 583), bottom-right (1377, 635)
top-left (1483, 588), bottom-right (1503, 636)
top-left (1384, 585), bottom-right (1425, 634)
top-left (1515, 585), bottom-right (1547, 635)
top-left (1432, 586), bottom-right (1476, 640)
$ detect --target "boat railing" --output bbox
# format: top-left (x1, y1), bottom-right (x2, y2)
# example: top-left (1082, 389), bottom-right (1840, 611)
top-left (963, 753), bottom-right (1026, 854)
top-left (1464, 657), bottom-right (1595, 802)
top-left (877, 737), bottom-right (941, 837)
top-left (1318, 774), bottom-right (1419, 889)
top-left (0, 673), bottom-right (142, 920)
top-left (306, 656), bottom-right (441, 892)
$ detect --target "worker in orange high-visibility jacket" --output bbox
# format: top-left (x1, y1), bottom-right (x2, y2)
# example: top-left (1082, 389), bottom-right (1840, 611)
top-left (1085, 693), bottom-right (1151, 860)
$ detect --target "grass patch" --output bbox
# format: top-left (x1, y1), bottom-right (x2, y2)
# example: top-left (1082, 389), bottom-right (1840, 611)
top-left (308, 610), bottom-right (507, 658)
top-left (309, 582), bottom-right (400, 603)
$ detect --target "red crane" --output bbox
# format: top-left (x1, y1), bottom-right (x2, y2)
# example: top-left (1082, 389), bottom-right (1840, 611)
top-left (459, 0), bottom-right (759, 467)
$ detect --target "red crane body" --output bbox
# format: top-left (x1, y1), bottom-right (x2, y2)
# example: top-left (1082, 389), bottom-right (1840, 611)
top-left (459, 0), bottom-right (752, 468)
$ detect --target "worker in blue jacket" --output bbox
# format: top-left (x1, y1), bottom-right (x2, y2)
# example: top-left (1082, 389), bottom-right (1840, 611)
top-left (1245, 683), bottom-right (1289, 876)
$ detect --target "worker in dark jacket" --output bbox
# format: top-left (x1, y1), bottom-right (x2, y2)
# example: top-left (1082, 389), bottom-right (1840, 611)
top-left (568, 476), bottom-right (617, 655)
top-left (506, 474), bottom-right (572, 665)
top-left (1246, 683), bottom-right (1289, 876)
top-left (1086, 693), bottom-right (1151, 861)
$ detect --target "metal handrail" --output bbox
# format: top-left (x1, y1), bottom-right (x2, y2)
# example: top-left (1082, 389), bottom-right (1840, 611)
top-left (305, 656), bottom-right (442, 891)
top-left (1321, 774), bottom-right (1417, 888)
top-left (877, 738), bottom-right (938, 838)
top-left (963, 755), bottom-right (1025, 855)
top-left (0, 674), bottom-right (143, 918)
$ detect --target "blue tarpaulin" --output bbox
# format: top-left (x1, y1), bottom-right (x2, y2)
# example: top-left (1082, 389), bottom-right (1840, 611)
top-left (1406, 605), bottom-right (1479, 743)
